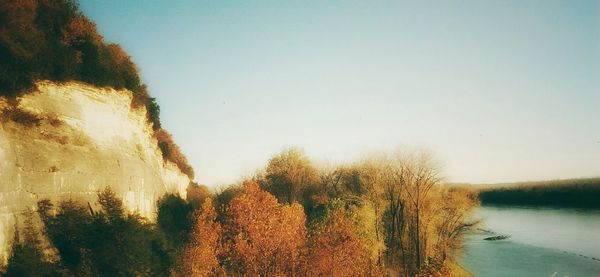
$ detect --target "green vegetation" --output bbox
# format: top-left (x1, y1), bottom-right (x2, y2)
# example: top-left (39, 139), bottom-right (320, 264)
top-left (0, 0), bottom-right (194, 178)
top-left (478, 178), bottom-right (600, 209)
top-left (1, 188), bottom-right (202, 277)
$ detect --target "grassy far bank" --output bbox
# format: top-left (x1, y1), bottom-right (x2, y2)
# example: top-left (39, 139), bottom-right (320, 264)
top-left (476, 178), bottom-right (600, 209)
top-left (2, 148), bottom-right (478, 277)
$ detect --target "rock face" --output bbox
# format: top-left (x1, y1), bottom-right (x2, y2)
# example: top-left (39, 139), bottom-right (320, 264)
top-left (0, 81), bottom-right (190, 260)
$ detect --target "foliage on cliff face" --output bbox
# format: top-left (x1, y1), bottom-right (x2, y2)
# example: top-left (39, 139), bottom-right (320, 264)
top-left (155, 129), bottom-right (195, 179)
top-left (0, 0), bottom-right (195, 177)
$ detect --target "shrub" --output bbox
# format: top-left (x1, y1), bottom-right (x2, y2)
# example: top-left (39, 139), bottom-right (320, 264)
top-left (36, 188), bottom-right (173, 276)
top-left (2, 213), bottom-right (58, 277)
top-left (156, 194), bottom-right (194, 250)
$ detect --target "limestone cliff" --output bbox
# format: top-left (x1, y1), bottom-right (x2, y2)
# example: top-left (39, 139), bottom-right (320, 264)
top-left (0, 81), bottom-right (190, 260)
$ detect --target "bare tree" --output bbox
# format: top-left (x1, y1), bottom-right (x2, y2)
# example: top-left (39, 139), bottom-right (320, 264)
top-left (401, 152), bottom-right (441, 272)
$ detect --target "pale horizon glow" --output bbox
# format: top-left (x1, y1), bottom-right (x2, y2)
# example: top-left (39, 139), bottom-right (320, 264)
top-left (80, 0), bottom-right (600, 187)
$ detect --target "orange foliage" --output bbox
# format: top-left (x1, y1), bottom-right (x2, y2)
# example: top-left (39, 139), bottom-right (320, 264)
top-left (222, 181), bottom-right (307, 276)
top-left (305, 211), bottom-right (371, 277)
top-left (177, 199), bottom-right (222, 276)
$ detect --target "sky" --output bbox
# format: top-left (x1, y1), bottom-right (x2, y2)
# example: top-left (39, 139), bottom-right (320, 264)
top-left (79, 0), bottom-right (600, 187)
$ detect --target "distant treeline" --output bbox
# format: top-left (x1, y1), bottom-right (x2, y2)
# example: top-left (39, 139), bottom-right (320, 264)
top-left (478, 178), bottom-right (600, 209)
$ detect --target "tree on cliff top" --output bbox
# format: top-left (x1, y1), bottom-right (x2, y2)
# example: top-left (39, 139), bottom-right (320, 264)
top-left (0, 0), bottom-right (159, 125)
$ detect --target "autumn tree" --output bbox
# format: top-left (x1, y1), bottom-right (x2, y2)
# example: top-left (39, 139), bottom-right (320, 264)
top-left (380, 155), bottom-right (409, 270)
top-left (264, 148), bottom-right (318, 205)
top-left (428, 186), bottom-right (479, 265)
top-left (305, 208), bottom-right (371, 277)
top-left (401, 153), bottom-right (441, 273)
top-left (175, 198), bottom-right (223, 276)
top-left (187, 182), bottom-right (212, 209)
top-left (222, 181), bottom-right (307, 276)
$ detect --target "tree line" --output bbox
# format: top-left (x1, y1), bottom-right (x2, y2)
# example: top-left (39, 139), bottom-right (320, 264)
top-left (2, 148), bottom-right (477, 277)
top-left (478, 178), bottom-right (600, 209)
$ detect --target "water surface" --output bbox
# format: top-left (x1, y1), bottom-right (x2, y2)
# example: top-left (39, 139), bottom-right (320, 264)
top-left (460, 206), bottom-right (600, 277)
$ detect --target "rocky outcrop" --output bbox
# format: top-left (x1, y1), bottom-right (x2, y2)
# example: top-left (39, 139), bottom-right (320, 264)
top-left (0, 81), bottom-right (190, 260)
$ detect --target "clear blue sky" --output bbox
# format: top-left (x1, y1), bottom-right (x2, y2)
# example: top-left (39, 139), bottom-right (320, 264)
top-left (79, 0), bottom-right (599, 186)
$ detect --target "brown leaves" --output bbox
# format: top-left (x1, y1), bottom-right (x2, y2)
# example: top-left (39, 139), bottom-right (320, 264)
top-left (222, 181), bottom-right (307, 276)
top-left (61, 15), bottom-right (102, 46)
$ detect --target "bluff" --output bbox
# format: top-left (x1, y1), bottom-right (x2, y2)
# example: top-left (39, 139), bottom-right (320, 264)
top-left (0, 81), bottom-right (190, 260)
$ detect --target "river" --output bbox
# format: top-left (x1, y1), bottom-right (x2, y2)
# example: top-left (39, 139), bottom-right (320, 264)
top-left (459, 206), bottom-right (600, 277)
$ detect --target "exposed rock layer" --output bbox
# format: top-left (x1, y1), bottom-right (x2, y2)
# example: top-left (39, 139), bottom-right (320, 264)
top-left (0, 82), bottom-right (189, 260)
